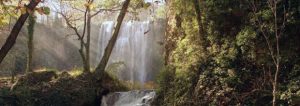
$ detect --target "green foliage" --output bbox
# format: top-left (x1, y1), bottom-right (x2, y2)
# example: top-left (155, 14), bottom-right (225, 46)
top-left (157, 0), bottom-right (300, 105)
top-left (41, 7), bottom-right (50, 15)
top-left (129, 0), bottom-right (150, 9)
top-left (100, 0), bottom-right (121, 8)
top-left (155, 66), bottom-right (175, 106)
top-left (280, 64), bottom-right (300, 105)
top-left (0, 1), bottom-right (18, 27)
top-left (155, 5), bottom-right (166, 19)
top-left (68, 67), bottom-right (83, 77)
top-left (0, 15), bottom-right (7, 27)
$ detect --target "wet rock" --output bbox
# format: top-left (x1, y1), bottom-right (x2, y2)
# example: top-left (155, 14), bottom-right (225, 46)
top-left (101, 90), bottom-right (156, 106)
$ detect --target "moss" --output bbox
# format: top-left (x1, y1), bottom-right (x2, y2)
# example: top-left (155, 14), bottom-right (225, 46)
top-left (68, 67), bottom-right (84, 77)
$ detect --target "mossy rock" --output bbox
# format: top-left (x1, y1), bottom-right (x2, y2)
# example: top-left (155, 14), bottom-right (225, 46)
top-left (2, 70), bottom-right (128, 106)
top-left (11, 71), bottom-right (57, 90)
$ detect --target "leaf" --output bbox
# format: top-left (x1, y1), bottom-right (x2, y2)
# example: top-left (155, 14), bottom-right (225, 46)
top-left (84, 2), bottom-right (94, 10)
top-left (35, 7), bottom-right (50, 15)
top-left (143, 2), bottom-right (151, 9)
top-left (89, 3), bottom-right (95, 10)
top-left (84, 3), bottom-right (90, 8)
top-left (20, 7), bottom-right (27, 14)
top-left (36, 7), bottom-right (43, 15)
top-left (42, 7), bottom-right (50, 15)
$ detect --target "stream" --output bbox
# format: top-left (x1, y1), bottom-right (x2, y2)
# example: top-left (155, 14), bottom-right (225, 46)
top-left (101, 90), bottom-right (155, 106)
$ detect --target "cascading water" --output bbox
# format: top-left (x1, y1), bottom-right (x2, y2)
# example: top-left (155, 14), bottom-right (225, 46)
top-left (101, 90), bottom-right (155, 106)
top-left (96, 21), bottom-right (151, 84)
top-left (97, 20), bottom-right (165, 106)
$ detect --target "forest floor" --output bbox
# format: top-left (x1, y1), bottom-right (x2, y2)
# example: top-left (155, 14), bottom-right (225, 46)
top-left (0, 70), bottom-right (128, 105)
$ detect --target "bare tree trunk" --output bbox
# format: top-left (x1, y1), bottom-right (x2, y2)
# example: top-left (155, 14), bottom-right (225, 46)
top-left (83, 0), bottom-right (94, 73)
top-left (250, 0), bottom-right (283, 105)
top-left (85, 8), bottom-right (92, 72)
top-left (58, 0), bottom-right (93, 72)
top-left (11, 57), bottom-right (16, 83)
top-left (26, 15), bottom-right (35, 73)
top-left (272, 0), bottom-right (280, 105)
top-left (95, 0), bottom-right (131, 74)
top-left (0, 1), bottom-right (40, 64)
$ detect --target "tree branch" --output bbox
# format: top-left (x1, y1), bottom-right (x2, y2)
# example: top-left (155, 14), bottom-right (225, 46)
top-left (91, 8), bottom-right (122, 17)
top-left (0, 0), bottom-right (40, 63)
top-left (249, 0), bottom-right (277, 65)
top-left (95, 0), bottom-right (131, 74)
top-left (57, 11), bottom-right (82, 40)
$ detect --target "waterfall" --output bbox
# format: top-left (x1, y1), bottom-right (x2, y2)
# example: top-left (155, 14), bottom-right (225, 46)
top-left (97, 19), bottom-right (165, 106)
top-left (101, 90), bottom-right (155, 106)
top-left (96, 21), bottom-right (152, 84)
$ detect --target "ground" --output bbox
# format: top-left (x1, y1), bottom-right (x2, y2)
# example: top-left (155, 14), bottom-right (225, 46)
top-left (0, 69), bottom-right (127, 106)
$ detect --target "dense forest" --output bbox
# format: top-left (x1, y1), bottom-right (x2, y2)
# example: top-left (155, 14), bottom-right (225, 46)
top-left (0, 0), bottom-right (300, 106)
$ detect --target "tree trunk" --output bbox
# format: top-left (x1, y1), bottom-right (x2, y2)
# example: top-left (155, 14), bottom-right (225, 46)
top-left (85, 9), bottom-right (91, 72)
top-left (83, 0), bottom-right (94, 72)
top-left (164, 0), bottom-right (171, 65)
top-left (26, 15), bottom-right (35, 73)
top-left (191, 1), bottom-right (208, 105)
top-left (79, 41), bottom-right (87, 71)
top-left (0, 1), bottom-right (40, 64)
top-left (95, 0), bottom-right (131, 74)
top-left (273, 64), bottom-right (280, 106)
top-left (193, 0), bottom-right (206, 50)
top-left (272, 1), bottom-right (280, 106)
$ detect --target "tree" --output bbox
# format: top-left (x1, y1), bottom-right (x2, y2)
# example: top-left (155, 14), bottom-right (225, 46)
top-left (95, 0), bottom-right (131, 74)
top-left (193, 0), bottom-right (206, 50)
top-left (59, 2), bottom-right (90, 72)
top-left (58, 0), bottom-right (147, 73)
top-left (0, 0), bottom-right (40, 64)
top-left (26, 14), bottom-right (35, 73)
top-left (85, 0), bottom-right (93, 73)
top-left (58, 0), bottom-right (93, 72)
top-left (58, 0), bottom-right (121, 72)
top-left (157, 0), bottom-right (300, 105)
top-left (250, 0), bottom-right (287, 105)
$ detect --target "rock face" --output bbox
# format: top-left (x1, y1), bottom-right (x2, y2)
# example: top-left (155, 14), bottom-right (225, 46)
top-left (101, 90), bottom-right (155, 106)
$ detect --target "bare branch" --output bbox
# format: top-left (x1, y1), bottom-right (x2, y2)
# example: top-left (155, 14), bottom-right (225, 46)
top-left (278, 3), bottom-right (289, 37)
top-left (70, 6), bottom-right (85, 13)
top-left (57, 11), bottom-right (82, 40)
top-left (91, 8), bottom-right (122, 17)
top-left (81, 8), bottom-right (88, 39)
top-left (64, 33), bottom-right (77, 38)
top-left (249, 0), bottom-right (277, 65)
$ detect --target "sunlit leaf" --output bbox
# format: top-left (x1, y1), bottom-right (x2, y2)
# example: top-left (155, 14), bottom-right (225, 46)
top-left (84, 3), bottom-right (89, 7)
top-left (143, 2), bottom-right (151, 9)
top-left (36, 7), bottom-right (43, 15)
top-left (89, 3), bottom-right (95, 10)
top-left (42, 6), bottom-right (50, 15)
top-left (20, 7), bottom-right (27, 14)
